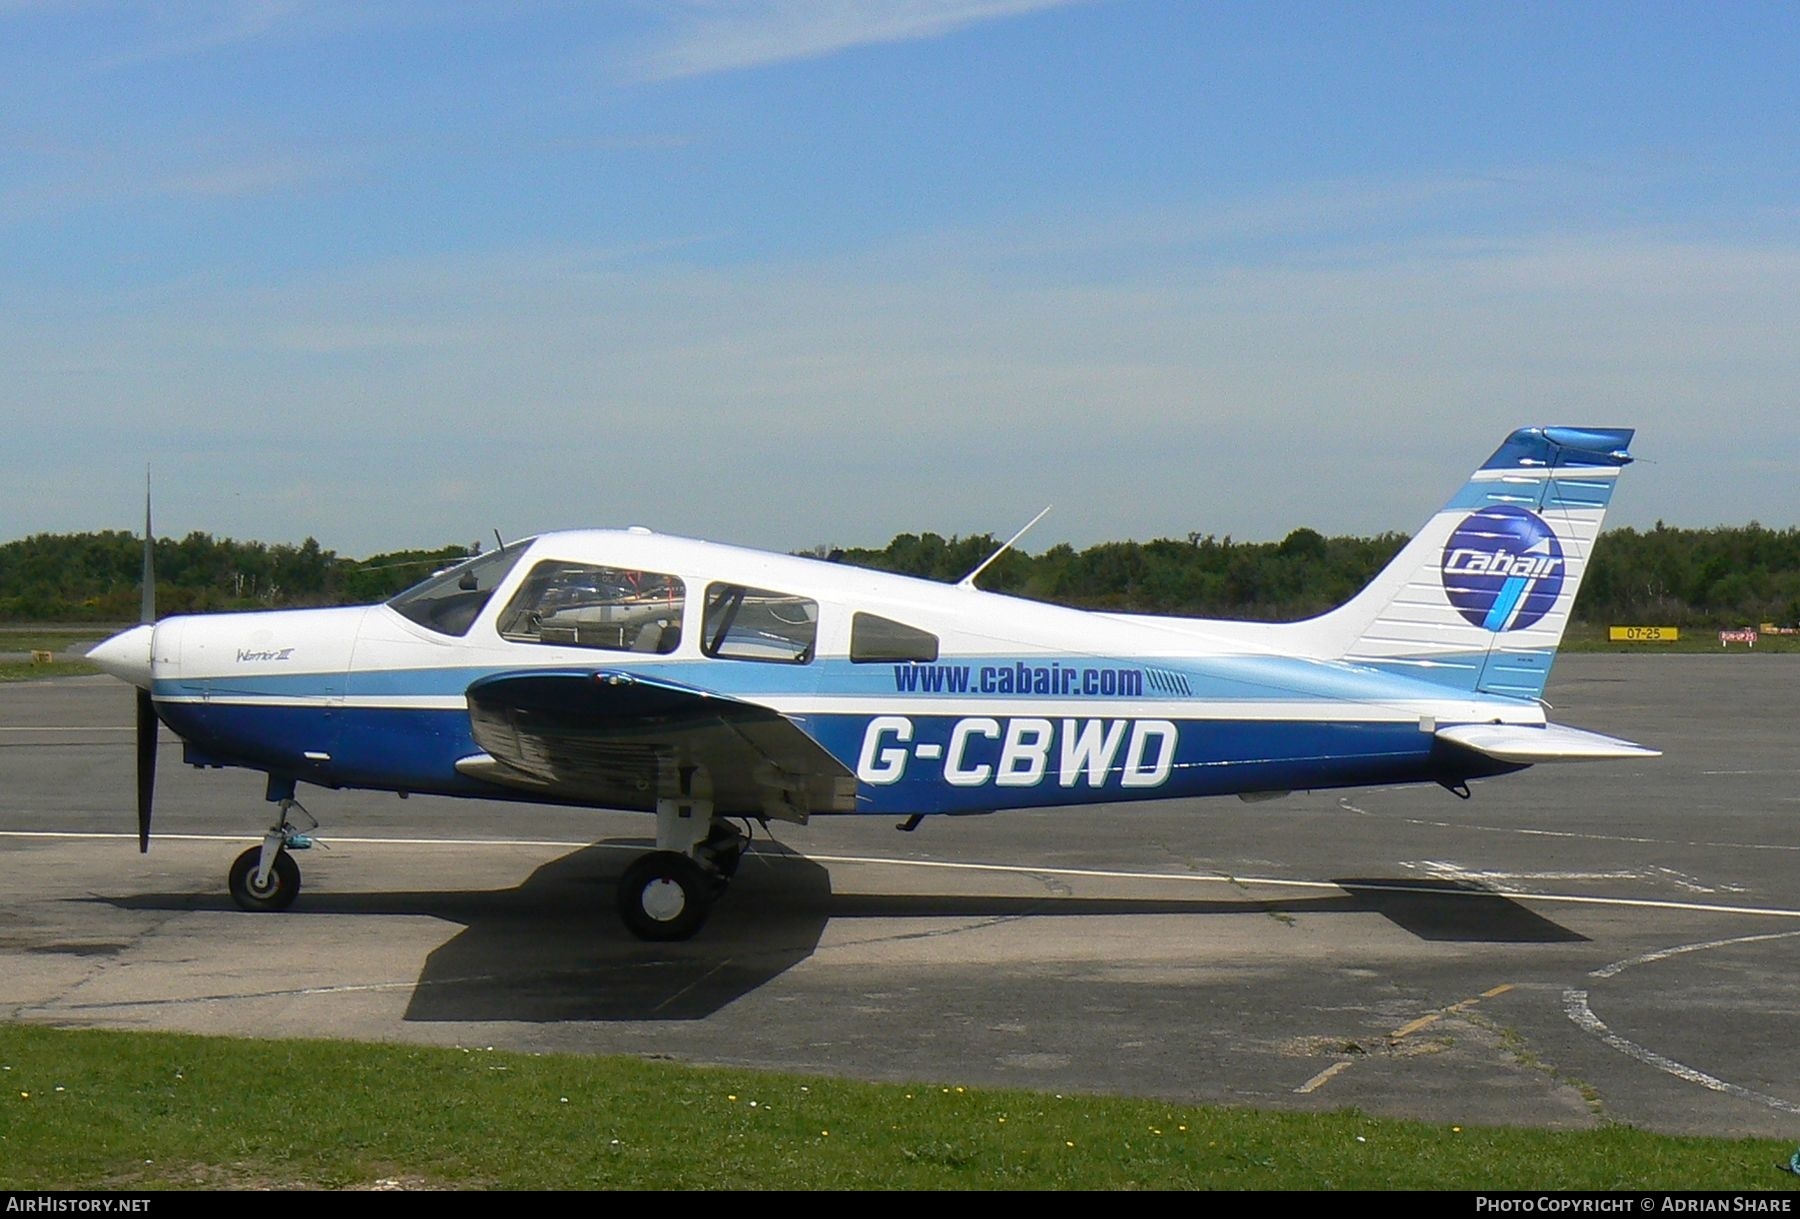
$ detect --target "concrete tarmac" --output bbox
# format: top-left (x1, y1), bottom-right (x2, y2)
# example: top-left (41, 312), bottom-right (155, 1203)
top-left (2, 656), bottom-right (1796, 1137)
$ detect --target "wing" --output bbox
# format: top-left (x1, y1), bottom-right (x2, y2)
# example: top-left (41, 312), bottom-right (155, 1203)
top-left (455, 668), bottom-right (856, 822)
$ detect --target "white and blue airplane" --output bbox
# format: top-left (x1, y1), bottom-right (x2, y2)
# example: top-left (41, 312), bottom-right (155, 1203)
top-left (88, 426), bottom-right (1656, 940)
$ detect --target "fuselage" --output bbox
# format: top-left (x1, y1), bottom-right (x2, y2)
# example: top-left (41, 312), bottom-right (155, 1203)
top-left (109, 528), bottom-right (1541, 818)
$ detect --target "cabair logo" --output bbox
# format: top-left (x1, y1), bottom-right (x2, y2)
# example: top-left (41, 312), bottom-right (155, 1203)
top-left (1441, 506), bottom-right (1566, 632)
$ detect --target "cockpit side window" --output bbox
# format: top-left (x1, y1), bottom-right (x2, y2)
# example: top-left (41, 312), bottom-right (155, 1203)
top-left (496, 562), bottom-right (685, 654)
top-left (850, 612), bottom-right (939, 663)
top-left (386, 543), bottom-right (530, 637)
top-left (701, 583), bottom-right (816, 664)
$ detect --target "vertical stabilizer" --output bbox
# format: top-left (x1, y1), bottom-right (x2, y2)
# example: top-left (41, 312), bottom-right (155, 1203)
top-left (1314, 427), bottom-right (1634, 699)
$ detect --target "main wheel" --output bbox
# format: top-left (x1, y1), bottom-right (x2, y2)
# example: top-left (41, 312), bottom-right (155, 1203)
top-left (617, 851), bottom-right (712, 942)
top-left (228, 846), bottom-right (301, 912)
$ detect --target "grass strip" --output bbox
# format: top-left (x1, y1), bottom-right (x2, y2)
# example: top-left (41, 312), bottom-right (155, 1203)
top-left (0, 630), bottom-right (111, 653)
top-left (0, 660), bottom-right (100, 682)
top-left (1, 1025), bottom-right (1795, 1191)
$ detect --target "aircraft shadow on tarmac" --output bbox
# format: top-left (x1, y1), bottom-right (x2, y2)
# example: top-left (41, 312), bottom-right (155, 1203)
top-left (95, 847), bottom-right (1582, 1022)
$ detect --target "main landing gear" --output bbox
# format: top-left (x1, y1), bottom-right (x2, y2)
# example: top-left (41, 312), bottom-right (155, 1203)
top-left (615, 767), bottom-right (749, 942)
top-left (227, 783), bottom-right (318, 913)
top-left (220, 771), bottom-right (752, 940)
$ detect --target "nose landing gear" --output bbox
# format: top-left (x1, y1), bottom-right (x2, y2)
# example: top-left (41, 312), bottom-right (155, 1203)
top-left (227, 789), bottom-right (319, 913)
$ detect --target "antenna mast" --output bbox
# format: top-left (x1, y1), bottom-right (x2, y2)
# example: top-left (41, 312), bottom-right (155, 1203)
top-left (957, 506), bottom-right (1052, 590)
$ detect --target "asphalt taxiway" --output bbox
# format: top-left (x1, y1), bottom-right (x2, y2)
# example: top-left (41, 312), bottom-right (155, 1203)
top-left (2, 656), bottom-right (1796, 1136)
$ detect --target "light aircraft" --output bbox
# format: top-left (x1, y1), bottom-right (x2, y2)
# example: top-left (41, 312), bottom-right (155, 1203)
top-left (88, 426), bottom-right (1656, 940)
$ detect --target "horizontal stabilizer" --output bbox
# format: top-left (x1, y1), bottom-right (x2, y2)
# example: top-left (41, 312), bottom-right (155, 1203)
top-left (1436, 722), bottom-right (1660, 763)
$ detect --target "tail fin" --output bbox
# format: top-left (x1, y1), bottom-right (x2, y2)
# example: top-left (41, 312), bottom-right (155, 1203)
top-left (1314, 426), bottom-right (1635, 699)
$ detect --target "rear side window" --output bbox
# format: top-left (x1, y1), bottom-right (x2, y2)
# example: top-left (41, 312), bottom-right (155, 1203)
top-left (702, 584), bottom-right (816, 663)
top-left (496, 562), bottom-right (684, 654)
top-left (850, 612), bottom-right (938, 663)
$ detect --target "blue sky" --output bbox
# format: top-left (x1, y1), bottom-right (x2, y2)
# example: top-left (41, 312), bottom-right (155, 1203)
top-left (4, 1), bottom-right (1797, 556)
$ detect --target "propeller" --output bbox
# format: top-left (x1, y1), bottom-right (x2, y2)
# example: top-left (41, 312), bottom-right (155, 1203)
top-left (137, 474), bottom-right (156, 853)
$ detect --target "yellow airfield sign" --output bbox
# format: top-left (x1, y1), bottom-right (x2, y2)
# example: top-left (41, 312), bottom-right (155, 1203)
top-left (1608, 626), bottom-right (1679, 642)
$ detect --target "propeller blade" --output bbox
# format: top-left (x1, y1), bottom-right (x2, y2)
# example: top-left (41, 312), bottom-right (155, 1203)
top-left (141, 471), bottom-right (155, 625)
top-left (136, 688), bottom-right (156, 853)
top-left (138, 470), bottom-right (157, 851)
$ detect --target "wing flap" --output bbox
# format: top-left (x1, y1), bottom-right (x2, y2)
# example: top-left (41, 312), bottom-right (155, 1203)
top-left (463, 668), bottom-right (855, 821)
top-left (1436, 721), bottom-right (1660, 763)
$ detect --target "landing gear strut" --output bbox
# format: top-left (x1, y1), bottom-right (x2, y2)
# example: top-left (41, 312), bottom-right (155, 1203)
top-left (615, 765), bottom-right (751, 941)
top-left (228, 786), bottom-right (318, 913)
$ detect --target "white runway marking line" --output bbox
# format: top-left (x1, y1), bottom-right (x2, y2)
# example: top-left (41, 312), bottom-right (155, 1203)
top-left (1649, 866), bottom-right (1744, 895)
top-left (1405, 860), bottom-right (1740, 896)
top-left (9, 831), bottom-right (1800, 921)
top-left (1589, 929), bottom-right (1800, 979)
top-left (1563, 993), bottom-right (1800, 1117)
top-left (47, 973), bottom-right (541, 1013)
top-left (803, 855), bottom-right (1800, 921)
top-left (0, 830), bottom-right (597, 849)
top-left (1339, 797), bottom-right (1800, 854)
top-left (1564, 930), bottom-right (1800, 1118)
top-left (1408, 860), bottom-right (1647, 887)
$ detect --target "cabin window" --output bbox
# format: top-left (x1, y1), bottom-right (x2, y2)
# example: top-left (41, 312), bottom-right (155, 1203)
top-left (850, 612), bottom-right (939, 663)
top-left (387, 542), bottom-right (530, 637)
top-left (701, 583), bottom-right (816, 663)
top-left (496, 561), bottom-right (685, 654)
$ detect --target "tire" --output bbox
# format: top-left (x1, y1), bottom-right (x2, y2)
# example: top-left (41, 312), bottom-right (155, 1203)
top-left (617, 851), bottom-right (712, 942)
top-left (228, 846), bottom-right (301, 912)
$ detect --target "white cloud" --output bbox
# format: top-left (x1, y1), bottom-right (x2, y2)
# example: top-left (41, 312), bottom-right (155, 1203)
top-left (631, 0), bottom-right (1094, 82)
top-left (0, 144), bottom-right (353, 220)
top-left (93, 1), bottom-right (307, 68)
top-left (7, 189), bottom-right (1797, 554)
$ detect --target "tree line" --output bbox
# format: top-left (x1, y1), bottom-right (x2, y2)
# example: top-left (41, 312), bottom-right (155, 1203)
top-left (0, 531), bottom-right (473, 621)
top-left (833, 523), bottom-right (1800, 626)
top-left (2, 523), bottom-right (1797, 627)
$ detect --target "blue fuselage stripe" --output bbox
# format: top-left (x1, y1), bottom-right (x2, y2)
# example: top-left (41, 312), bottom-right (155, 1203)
top-left (155, 701), bottom-right (1520, 813)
